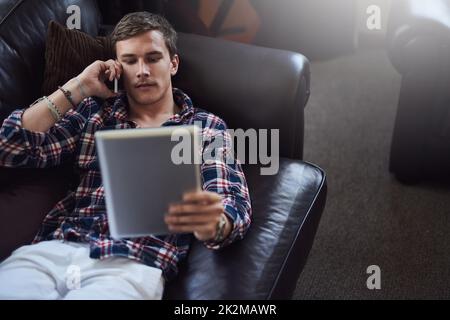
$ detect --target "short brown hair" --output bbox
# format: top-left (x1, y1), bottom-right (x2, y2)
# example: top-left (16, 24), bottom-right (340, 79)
top-left (111, 12), bottom-right (177, 57)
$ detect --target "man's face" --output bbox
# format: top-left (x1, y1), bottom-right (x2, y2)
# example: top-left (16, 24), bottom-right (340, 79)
top-left (116, 30), bottom-right (179, 107)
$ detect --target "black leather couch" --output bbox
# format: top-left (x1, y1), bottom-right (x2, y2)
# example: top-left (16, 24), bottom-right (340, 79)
top-left (387, 0), bottom-right (450, 183)
top-left (0, 0), bottom-right (327, 299)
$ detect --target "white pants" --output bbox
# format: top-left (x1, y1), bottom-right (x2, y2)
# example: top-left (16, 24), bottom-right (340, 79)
top-left (0, 240), bottom-right (164, 300)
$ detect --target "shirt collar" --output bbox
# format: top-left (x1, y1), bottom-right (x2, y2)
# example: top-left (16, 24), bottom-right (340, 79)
top-left (105, 88), bottom-right (194, 124)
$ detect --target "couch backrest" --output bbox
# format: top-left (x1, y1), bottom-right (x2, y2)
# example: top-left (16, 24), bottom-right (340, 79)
top-left (174, 33), bottom-right (310, 160)
top-left (0, 0), bottom-right (101, 121)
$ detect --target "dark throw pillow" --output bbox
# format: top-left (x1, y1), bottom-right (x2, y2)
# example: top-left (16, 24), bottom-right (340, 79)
top-left (41, 20), bottom-right (114, 96)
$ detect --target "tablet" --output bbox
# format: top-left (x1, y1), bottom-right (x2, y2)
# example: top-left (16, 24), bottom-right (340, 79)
top-left (95, 125), bottom-right (201, 239)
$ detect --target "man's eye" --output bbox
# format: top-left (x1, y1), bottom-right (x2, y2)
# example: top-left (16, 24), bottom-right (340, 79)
top-left (124, 60), bottom-right (136, 64)
top-left (148, 57), bottom-right (160, 63)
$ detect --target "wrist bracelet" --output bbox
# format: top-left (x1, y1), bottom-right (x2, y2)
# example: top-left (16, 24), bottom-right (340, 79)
top-left (29, 96), bottom-right (45, 108)
top-left (44, 96), bottom-right (62, 121)
top-left (58, 86), bottom-right (76, 108)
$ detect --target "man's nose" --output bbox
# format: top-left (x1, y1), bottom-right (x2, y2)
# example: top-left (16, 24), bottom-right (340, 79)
top-left (137, 61), bottom-right (150, 78)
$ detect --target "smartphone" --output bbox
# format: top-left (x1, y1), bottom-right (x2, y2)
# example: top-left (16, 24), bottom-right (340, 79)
top-left (114, 78), bottom-right (119, 93)
top-left (107, 75), bottom-right (124, 94)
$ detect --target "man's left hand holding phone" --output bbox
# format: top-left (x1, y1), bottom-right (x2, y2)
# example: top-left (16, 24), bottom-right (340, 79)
top-left (79, 59), bottom-right (123, 99)
top-left (21, 59), bottom-right (123, 132)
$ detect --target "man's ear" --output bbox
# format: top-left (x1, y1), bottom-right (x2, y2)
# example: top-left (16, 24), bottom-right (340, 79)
top-left (170, 54), bottom-right (179, 76)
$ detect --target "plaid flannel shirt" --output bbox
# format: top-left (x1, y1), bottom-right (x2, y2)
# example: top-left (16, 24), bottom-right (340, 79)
top-left (0, 88), bottom-right (252, 280)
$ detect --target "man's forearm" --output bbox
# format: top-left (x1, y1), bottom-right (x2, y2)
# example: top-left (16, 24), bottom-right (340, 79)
top-left (21, 78), bottom-right (86, 132)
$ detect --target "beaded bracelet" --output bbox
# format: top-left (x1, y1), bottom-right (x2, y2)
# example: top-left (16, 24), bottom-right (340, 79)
top-left (43, 96), bottom-right (62, 121)
top-left (58, 86), bottom-right (76, 108)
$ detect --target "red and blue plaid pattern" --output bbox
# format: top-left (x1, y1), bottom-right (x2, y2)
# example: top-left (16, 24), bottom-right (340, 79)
top-left (0, 88), bottom-right (252, 280)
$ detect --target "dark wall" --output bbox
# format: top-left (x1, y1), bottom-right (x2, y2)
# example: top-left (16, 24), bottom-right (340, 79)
top-left (96, 0), bottom-right (165, 25)
top-left (96, 0), bottom-right (356, 60)
top-left (96, 0), bottom-right (210, 36)
top-left (252, 0), bottom-right (356, 60)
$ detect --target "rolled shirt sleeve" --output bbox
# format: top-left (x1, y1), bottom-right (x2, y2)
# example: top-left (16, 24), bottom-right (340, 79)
top-left (0, 99), bottom-right (93, 168)
top-left (200, 119), bottom-right (252, 250)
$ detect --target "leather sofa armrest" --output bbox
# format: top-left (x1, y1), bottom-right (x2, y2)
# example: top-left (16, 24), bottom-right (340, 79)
top-left (163, 158), bottom-right (327, 300)
top-left (0, 0), bottom-right (102, 119)
top-left (387, 0), bottom-right (450, 75)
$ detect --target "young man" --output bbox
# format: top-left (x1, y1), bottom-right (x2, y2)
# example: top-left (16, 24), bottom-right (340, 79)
top-left (0, 12), bottom-right (251, 300)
